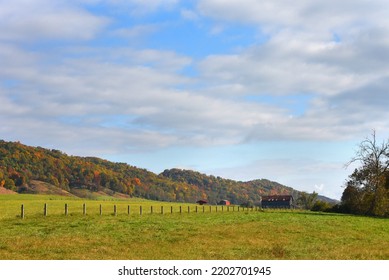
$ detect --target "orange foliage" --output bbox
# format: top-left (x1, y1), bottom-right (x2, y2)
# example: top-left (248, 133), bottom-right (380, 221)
top-left (269, 189), bottom-right (279, 195)
top-left (34, 151), bottom-right (43, 159)
top-left (133, 178), bottom-right (141, 186)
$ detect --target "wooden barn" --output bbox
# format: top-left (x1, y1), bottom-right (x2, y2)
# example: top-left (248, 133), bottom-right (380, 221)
top-left (261, 195), bottom-right (294, 209)
top-left (196, 200), bottom-right (208, 205)
top-left (218, 200), bottom-right (231, 206)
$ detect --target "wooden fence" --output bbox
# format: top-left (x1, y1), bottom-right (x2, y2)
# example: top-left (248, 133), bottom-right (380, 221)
top-left (19, 203), bottom-right (260, 219)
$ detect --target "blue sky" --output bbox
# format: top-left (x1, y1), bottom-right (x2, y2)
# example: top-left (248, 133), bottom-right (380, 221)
top-left (2, 0), bottom-right (389, 199)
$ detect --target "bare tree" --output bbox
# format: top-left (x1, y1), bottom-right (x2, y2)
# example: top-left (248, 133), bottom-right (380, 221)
top-left (345, 130), bottom-right (389, 216)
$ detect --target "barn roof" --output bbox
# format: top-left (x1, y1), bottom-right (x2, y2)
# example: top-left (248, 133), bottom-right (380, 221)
top-left (261, 195), bottom-right (294, 202)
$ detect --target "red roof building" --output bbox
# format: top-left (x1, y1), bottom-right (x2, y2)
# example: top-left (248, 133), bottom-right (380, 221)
top-left (218, 200), bottom-right (231, 206)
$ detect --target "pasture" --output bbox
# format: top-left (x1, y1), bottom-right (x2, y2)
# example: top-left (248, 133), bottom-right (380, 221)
top-left (0, 194), bottom-right (388, 260)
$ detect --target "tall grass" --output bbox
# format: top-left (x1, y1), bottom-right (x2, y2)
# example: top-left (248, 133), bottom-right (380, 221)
top-left (0, 195), bottom-right (388, 260)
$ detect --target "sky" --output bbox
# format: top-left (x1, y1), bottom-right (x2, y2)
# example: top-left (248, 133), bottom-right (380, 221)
top-left (2, 0), bottom-right (389, 200)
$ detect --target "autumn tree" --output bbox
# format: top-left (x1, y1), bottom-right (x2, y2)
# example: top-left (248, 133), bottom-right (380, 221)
top-left (343, 131), bottom-right (389, 216)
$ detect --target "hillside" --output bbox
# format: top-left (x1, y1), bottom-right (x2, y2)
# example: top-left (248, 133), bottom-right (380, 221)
top-left (0, 140), bottom-right (334, 204)
top-left (160, 169), bottom-right (301, 206)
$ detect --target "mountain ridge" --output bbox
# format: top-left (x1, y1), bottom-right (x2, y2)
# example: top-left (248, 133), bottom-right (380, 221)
top-left (0, 140), bottom-right (337, 204)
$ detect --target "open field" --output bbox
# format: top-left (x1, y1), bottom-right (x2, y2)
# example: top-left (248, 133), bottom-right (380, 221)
top-left (0, 194), bottom-right (388, 260)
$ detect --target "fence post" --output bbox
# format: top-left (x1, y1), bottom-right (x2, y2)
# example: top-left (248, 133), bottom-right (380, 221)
top-left (188, 206), bottom-right (190, 213)
top-left (151, 206), bottom-right (153, 214)
top-left (100, 204), bottom-right (102, 216)
top-left (161, 206), bottom-right (164, 214)
top-left (209, 206), bottom-right (212, 213)
top-left (238, 206), bottom-right (240, 212)
top-left (222, 206), bottom-right (224, 212)
top-left (140, 206), bottom-right (143, 216)
top-left (180, 206), bottom-right (182, 214)
top-left (171, 206), bottom-right (173, 214)
top-left (83, 203), bottom-right (86, 215)
top-left (216, 206), bottom-right (218, 212)
top-left (114, 205), bottom-right (117, 216)
top-left (128, 205), bottom-right (130, 215)
top-left (65, 203), bottom-right (68, 216)
top-left (21, 204), bottom-right (25, 219)
top-left (44, 203), bottom-right (47, 217)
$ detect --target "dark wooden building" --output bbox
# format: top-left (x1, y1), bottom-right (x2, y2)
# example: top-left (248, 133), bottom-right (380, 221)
top-left (196, 200), bottom-right (208, 205)
top-left (261, 195), bottom-right (294, 209)
top-left (218, 200), bottom-right (231, 206)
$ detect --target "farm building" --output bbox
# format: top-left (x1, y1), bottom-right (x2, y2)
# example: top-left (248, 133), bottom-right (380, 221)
top-left (196, 200), bottom-right (208, 205)
top-left (218, 200), bottom-right (231, 206)
top-left (261, 195), bottom-right (294, 209)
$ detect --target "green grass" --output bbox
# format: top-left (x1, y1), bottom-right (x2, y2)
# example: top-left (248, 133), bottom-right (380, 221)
top-left (0, 194), bottom-right (388, 260)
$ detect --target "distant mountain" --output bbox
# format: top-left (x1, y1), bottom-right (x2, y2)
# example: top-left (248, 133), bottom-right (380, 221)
top-left (317, 194), bottom-right (339, 205)
top-left (0, 140), bottom-right (337, 205)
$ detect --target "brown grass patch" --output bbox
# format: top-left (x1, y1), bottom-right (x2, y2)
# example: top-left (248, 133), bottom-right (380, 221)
top-left (0, 187), bottom-right (17, 194)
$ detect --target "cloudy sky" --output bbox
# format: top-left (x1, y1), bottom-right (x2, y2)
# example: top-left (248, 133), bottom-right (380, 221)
top-left (2, 0), bottom-right (389, 199)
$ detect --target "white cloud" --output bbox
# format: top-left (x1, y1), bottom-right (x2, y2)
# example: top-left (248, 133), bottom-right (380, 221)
top-left (0, 0), bottom-right (109, 42)
top-left (198, 27), bottom-right (389, 97)
top-left (3, 32), bottom-right (389, 155)
top-left (189, 0), bottom-right (389, 143)
top-left (195, 0), bottom-right (389, 98)
top-left (112, 24), bottom-right (161, 39)
top-left (197, 0), bottom-right (389, 32)
top-left (112, 48), bottom-right (193, 71)
top-left (180, 8), bottom-right (199, 21)
top-left (106, 0), bottom-right (180, 15)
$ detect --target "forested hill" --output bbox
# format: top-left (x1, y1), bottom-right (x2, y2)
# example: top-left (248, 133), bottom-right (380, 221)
top-left (1, 140), bottom-right (319, 205)
top-left (160, 169), bottom-right (300, 205)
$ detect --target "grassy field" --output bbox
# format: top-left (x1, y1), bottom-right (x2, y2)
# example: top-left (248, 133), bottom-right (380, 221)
top-left (0, 194), bottom-right (388, 260)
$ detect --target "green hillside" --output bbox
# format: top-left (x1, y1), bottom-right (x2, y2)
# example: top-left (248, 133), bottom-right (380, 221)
top-left (0, 140), bottom-right (324, 205)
